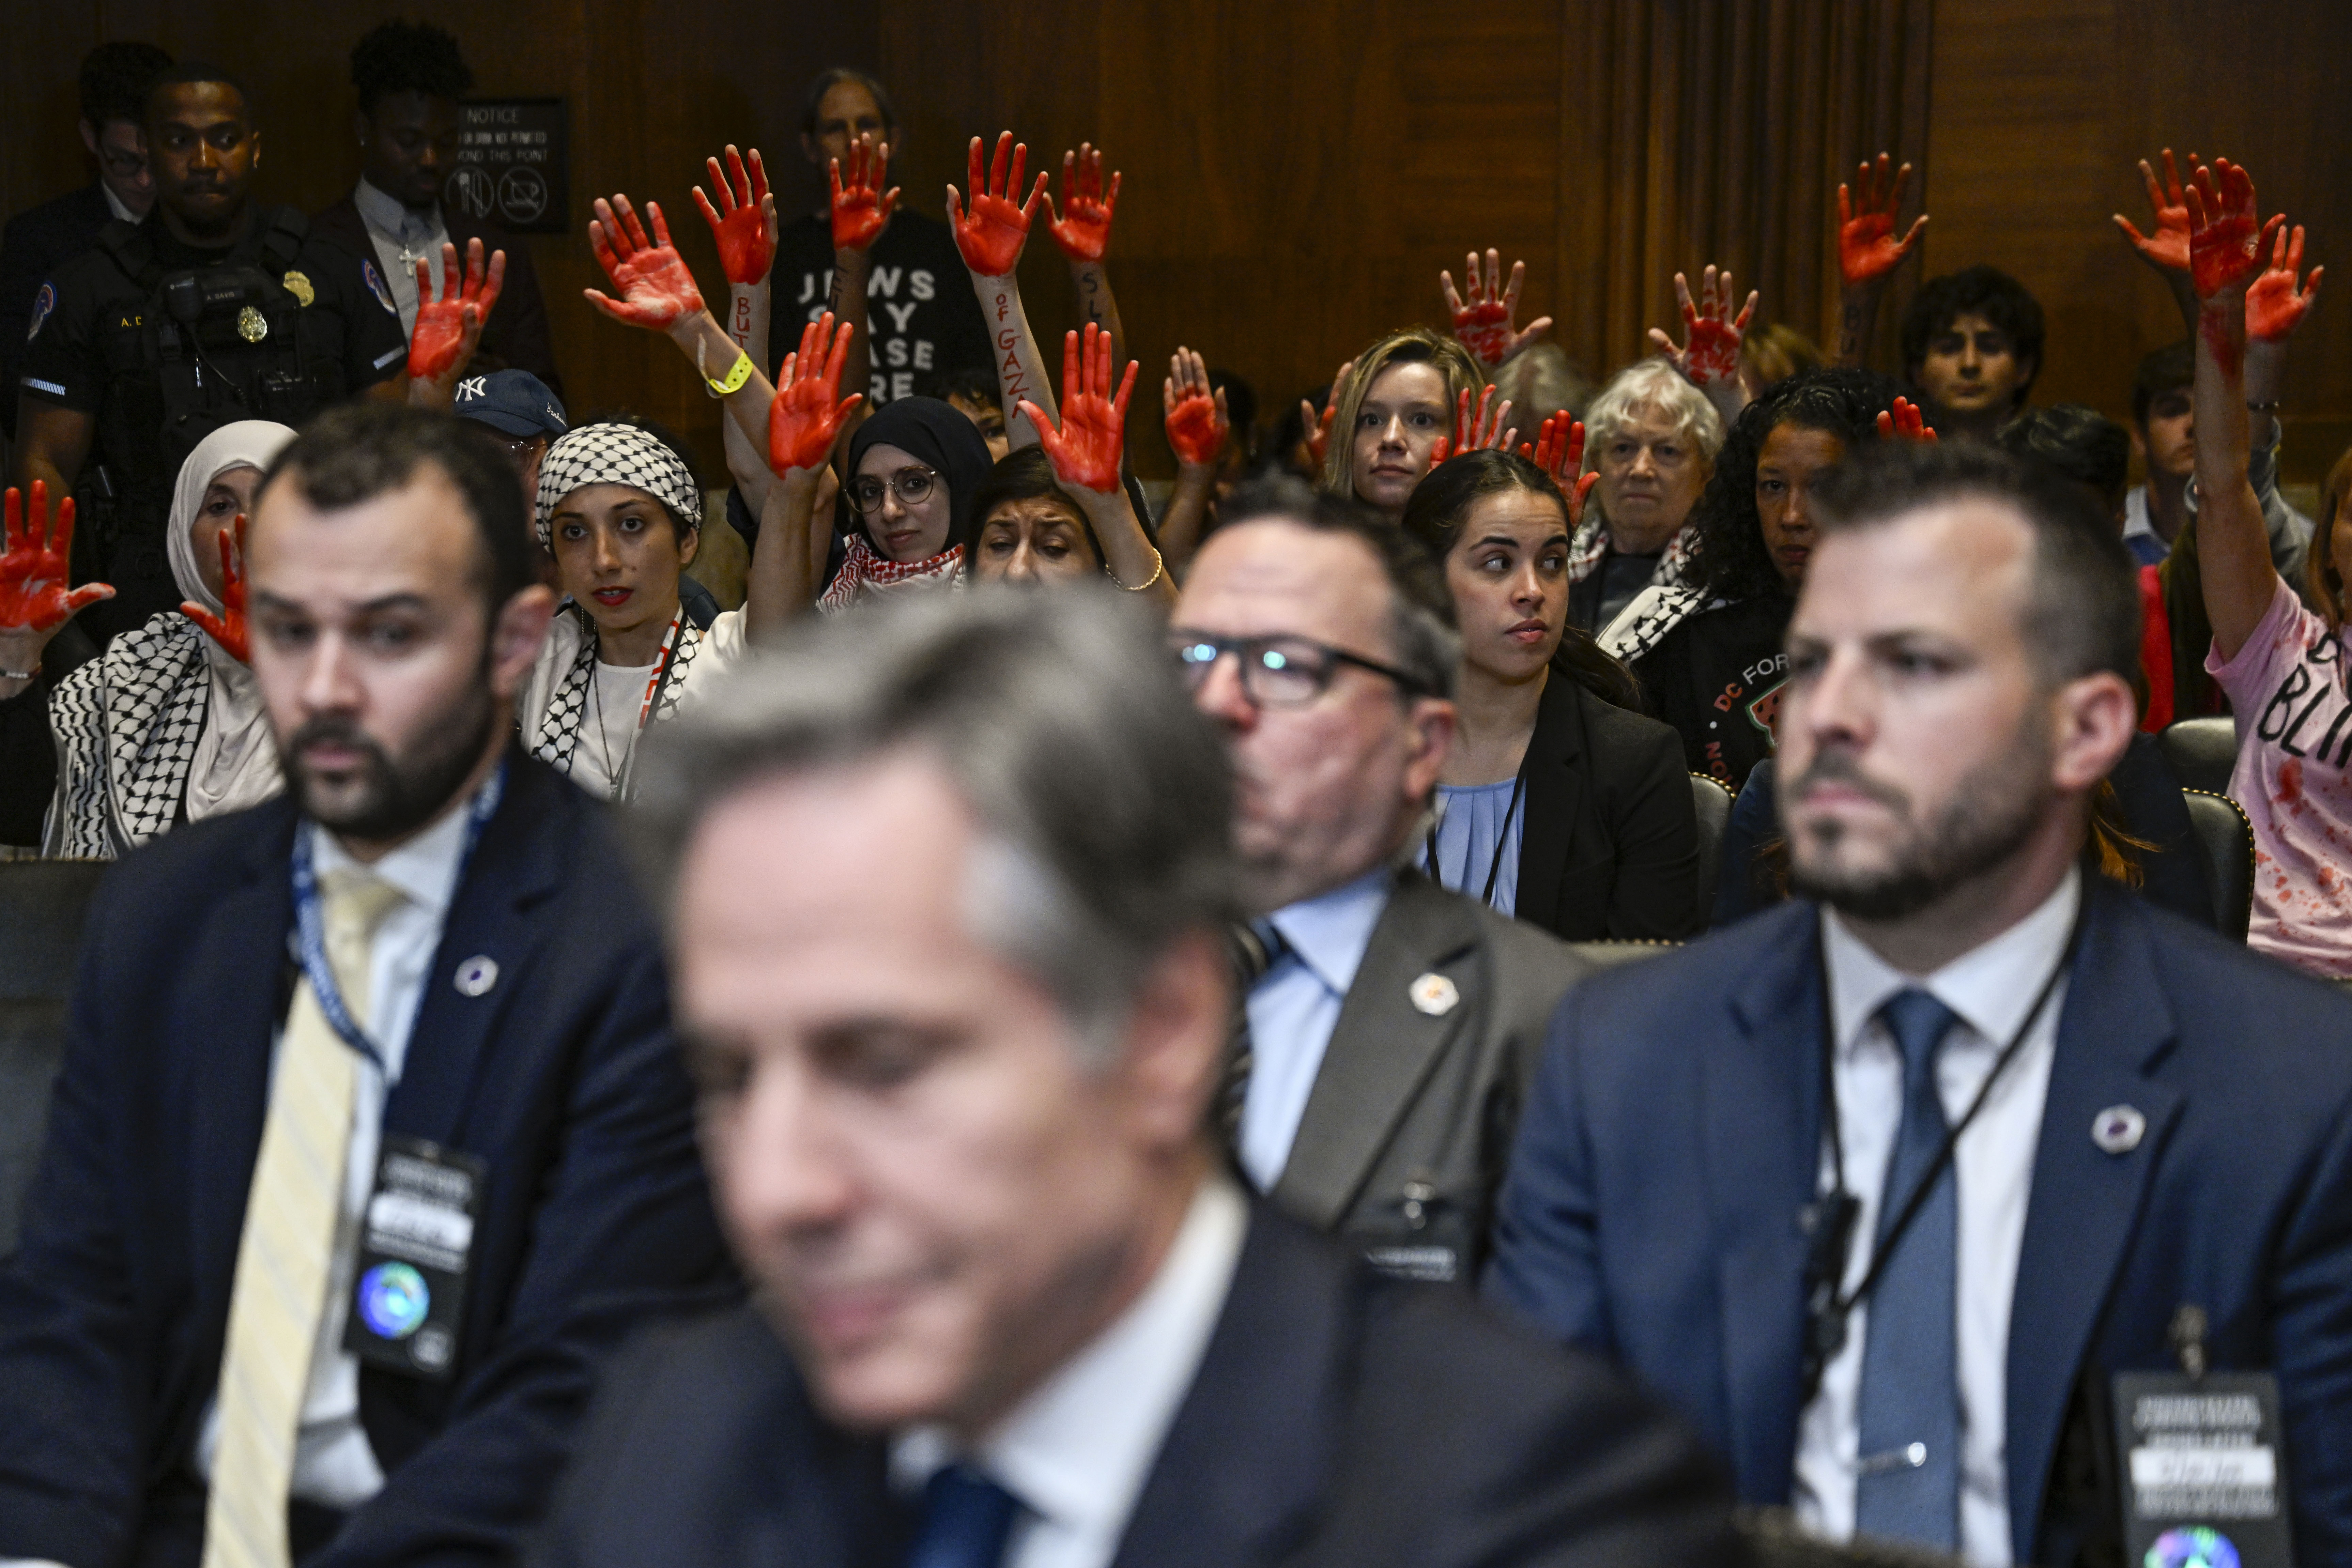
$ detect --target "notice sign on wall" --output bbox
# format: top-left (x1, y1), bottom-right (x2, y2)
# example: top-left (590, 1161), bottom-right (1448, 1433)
top-left (442, 99), bottom-right (568, 234)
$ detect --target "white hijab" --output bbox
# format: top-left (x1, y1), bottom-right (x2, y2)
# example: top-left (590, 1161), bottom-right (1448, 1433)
top-left (166, 420), bottom-right (295, 823)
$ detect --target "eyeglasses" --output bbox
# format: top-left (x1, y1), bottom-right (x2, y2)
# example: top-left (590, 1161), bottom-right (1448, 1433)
top-left (1168, 631), bottom-right (1432, 707)
top-left (848, 465), bottom-right (939, 514)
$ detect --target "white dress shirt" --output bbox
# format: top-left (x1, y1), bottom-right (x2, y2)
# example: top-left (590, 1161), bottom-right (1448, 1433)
top-left (101, 184), bottom-right (138, 224)
top-left (1793, 870), bottom-right (2079, 1568)
top-left (352, 176), bottom-right (450, 339)
top-left (190, 789), bottom-right (481, 1508)
top-left (890, 1177), bottom-right (1247, 1568)
top-left (1238, 869), bottom-right (1393, 1190)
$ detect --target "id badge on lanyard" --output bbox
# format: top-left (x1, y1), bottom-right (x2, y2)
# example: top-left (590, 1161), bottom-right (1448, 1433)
top-left (343, 1135), bottom-right (487, 1380)
top-left (2112, 1307), bottom-right (2294, 1567)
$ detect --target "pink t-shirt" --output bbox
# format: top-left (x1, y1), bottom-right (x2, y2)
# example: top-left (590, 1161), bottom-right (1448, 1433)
top-left (2206, 578), bottom-right (2352, 976)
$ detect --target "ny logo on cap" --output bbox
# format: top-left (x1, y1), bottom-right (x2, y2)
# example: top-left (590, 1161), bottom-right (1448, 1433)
top-left (457, 376), bottom-right (488, 402)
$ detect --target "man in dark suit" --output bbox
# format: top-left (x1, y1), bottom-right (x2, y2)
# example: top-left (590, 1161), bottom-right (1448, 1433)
top-left (0, 41), bottom-right (173, 442)
top-left (1169, 479), bottom-right (1586, 1284)
top-left (1487, 442), bottom-right (2352, 1565)
top-left (536, 589), bottom-right (1736, 1568)
top-left (0, 405), bottom-right (730, 1568)
top-left (308, 23), bottom-right (560, 397)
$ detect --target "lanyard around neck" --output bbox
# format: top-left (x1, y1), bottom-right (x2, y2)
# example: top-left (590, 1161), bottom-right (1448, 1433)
top-left (287, 760), bottom-right (506, 1073)
top-left (1423, 760), bottom-right (1527, 910)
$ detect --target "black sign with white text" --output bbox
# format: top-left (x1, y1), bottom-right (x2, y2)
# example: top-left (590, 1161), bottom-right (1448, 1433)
top-left (442, 99), bottom-right (568, 235)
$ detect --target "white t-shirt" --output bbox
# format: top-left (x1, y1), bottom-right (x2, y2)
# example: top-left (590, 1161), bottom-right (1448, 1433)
top-left (521, 603), bottom-right (748, 798)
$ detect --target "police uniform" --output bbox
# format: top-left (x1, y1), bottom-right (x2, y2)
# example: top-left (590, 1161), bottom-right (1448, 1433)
top-left (18, 204), bottom-right (409, 642)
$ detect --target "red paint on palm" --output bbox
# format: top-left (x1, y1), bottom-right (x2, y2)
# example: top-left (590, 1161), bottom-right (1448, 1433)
top-left (2114, 149), bottom-right (2194, 274)
top-left (828, 137), bottom-right (898, 255)
top-left (1837, 154), bottom-right (1927, 287)
top-left (1451, 384), bottom-right (1515, 455)
top-left (948, 132), bottom-right (1049, 278)
top-left (0, 483), bottom-right (110, 632)
top-left (1044, 143), bottom-right (1120, 264)
top-left (1441, 250), bottom-right (1548, 367)
top-left (766, 311), bottom-right (865, 475)
top-left (2245, 222), bottom-right (2324, 344)
top-left (1166, 389), bottom-right (1226, 468)
top-left (408, 239), bottom-right (504, 382)
top-left (1874, 396), bottom-right (1936, 443)
top-left (182, 514), bottom-right (250, 662)
top-left (695, 145), bottom-right (775, 283)
top-left (585, 196), bottom-right (706, 329)
top-left (1020, 323), bottom-right (1137, 494)
top-left (1522, 414), bottom-right (1585, 487)
top-left (2184, 159), bottom-right (2272, 301)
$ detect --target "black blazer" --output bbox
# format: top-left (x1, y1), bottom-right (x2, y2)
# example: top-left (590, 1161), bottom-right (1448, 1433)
top-left (533, 1202), bottom-right (1743, 1568)
top-left (0, 182), bottom-right (112, 437)
top-left (310, 194), bottom-right (563, 398)
top-left (1514, 673), bottom-right (1702, 941)
top-left (0, 751), bottom-right (733, 1568)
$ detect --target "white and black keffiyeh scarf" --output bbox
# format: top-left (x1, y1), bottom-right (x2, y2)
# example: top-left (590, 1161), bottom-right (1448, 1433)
top-left (533, 422), bottom-right (703, 550)
top-left (1598, 582), bottom-right (1713, 666)
top-left (1566, 512), bottom-right (1697, 590)
top-left (525, 602), bottom-right (708, 786)
top-left (44, 613), bottom-right (211, 858)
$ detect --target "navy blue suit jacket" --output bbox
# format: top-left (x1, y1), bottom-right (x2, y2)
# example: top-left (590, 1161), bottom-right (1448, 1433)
top-left (532, 1204), bottom-right (1743, 1568)
top-left (1485, 883), bottom-right (2352, 1566)
top-left (0, 751), bottom-right (735, 1568)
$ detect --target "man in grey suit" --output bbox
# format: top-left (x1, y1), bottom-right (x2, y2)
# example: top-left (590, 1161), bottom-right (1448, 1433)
top-left (1170, 478), bottom-right (1586, 1283)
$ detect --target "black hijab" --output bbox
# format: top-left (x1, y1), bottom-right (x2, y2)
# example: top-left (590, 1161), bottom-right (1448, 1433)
top-left (845, 397), bottom-right (995, 558)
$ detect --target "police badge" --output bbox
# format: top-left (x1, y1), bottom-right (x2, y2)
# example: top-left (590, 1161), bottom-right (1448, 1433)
top-left (282, 270), bottom-right (316, 307)
top-left (236, 305), bottom-right (269, 343)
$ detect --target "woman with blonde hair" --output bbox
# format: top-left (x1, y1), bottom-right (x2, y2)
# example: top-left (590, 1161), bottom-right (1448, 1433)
top-left (1311, 326), bottom-right (1501, 522)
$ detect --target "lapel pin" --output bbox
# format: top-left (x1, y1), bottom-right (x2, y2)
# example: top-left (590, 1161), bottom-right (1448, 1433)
top-left (454, 956), bottom-right (499, 998)
top-left (1410, 972), bottom-right (1460, 1017)
top-left (2092, 1104), bottom-right (2146, 1155)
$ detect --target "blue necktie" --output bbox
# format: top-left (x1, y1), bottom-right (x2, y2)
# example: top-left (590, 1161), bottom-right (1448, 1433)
top-left (905, 1464), bottom-right (1023, 1568)
top-left (1854, 988), bottom-right (1963, 1552)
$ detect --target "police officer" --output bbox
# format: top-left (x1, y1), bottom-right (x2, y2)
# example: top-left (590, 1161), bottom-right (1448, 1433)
top-left (14, 62), bottom-right (414, 646)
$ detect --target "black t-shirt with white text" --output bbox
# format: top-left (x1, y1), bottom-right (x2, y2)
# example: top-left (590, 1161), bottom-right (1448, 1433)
top-left (768, 210), bottom-right (991, 406)
top-left (1632, 594), bottom-right (1795, 792)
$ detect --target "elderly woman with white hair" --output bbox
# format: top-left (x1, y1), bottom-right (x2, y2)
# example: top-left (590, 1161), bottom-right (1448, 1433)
top-left (1568, 358), bottom-right (1725, 660)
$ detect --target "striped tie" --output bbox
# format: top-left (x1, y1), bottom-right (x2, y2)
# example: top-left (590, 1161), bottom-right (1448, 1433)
top-left (203, 867), bottom-right (406, 1568)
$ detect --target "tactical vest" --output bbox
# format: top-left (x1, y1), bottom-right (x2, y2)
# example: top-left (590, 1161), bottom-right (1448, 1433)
top-left (92, 208), bottom-right (348, 562)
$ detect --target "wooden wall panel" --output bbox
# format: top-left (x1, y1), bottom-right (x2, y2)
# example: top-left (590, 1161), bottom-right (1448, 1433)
top-left (5, 2), bottom-right (2349, 483)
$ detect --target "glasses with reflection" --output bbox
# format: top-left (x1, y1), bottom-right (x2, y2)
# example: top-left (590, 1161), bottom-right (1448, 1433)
top-left (1168, 632), bottom-right (1432, 707)
top-left (848, 465), bottom-right (939, 514)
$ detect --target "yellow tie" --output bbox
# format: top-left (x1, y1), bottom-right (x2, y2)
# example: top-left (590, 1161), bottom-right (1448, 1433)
top-left (203, 865), bottom-right (407, 1568)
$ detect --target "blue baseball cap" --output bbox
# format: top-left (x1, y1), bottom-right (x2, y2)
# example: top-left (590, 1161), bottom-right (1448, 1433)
top-left (452, 369), bottom-right (567, 439)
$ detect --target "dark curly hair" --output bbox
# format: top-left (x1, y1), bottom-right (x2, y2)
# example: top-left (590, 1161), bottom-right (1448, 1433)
top-left (351, 21), bottom-right (473, 113)
top-left (1899, 264), bottom-right (2045, 402)
top-left (1686, 367), bottom-right (1905, 605)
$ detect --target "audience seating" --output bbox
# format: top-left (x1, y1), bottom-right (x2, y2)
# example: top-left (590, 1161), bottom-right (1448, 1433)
top-left (1689, 773), bottom-right (1733, 932)
top-left (2181, 788), bottom-right (2255, 942)
top-left (0, 860), bottom-right (109, 1256)
top-left (2158, 717), bottom-right (2238, 797)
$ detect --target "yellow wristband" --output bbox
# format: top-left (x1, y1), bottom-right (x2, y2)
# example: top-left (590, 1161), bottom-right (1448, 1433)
top-left (704, 351), bottom-right (753, 398)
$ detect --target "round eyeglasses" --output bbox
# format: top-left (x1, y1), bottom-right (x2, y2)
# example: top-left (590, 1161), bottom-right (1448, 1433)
top-left (848, 465), bottom-right (939, 514)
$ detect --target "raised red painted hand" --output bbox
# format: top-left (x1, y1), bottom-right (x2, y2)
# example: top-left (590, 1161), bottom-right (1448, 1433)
top-left (1647, 265), bottom-right (1755, 391)
top-left (181, 513), bottom-right (250, 662)
top-left (409, 237), bottom-right (505, 383)
top-left (766, 311), bottom-right (865, 475)
top-left (0, 483), bottom-right (110, 633)
top-left (2112, 148), bottom-right (2195, 274)
top-left (1519, 413), bottom-right (1598, 528)
top-left (1044, 143), bottom-right (1121, 264)
top-left (695, 144), bottom-right (775, 283)
top-left (948, 132), bottom-right (1049, 278)
top-left (1838, 154), bottom-right (1928, 288)
top-left (1433, 384), bottom-right (1516, 467)
top-left (1874, 396), bottom-right (1936, 443)
top-left (1164, 347), bottom-right (1228, 469)
top-left (585, 195), bottom-right (706, 328)
top-left (2245, 221), bottom-right (2324, 344)
top-left (1019, 322), bottom-right (1137, 494)
top-left (1441, 249), bottom-right (1552, 367)
top-left (2184, 158), bottom-right (2277, 302)
top-left (829, 136), bottom-right (899, 254)
top-left (1301, 358), bottom-right (1353, 473)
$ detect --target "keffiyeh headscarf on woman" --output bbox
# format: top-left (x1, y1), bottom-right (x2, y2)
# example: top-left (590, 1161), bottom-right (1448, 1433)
top-left (168, 419), bottom-right (296, 822)
top-left (522, 422), bottom-right (739, 796)
top-left (533, 420), bottom-right (704, 550)
top-left (822, 397), bottom-right (995, 614)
